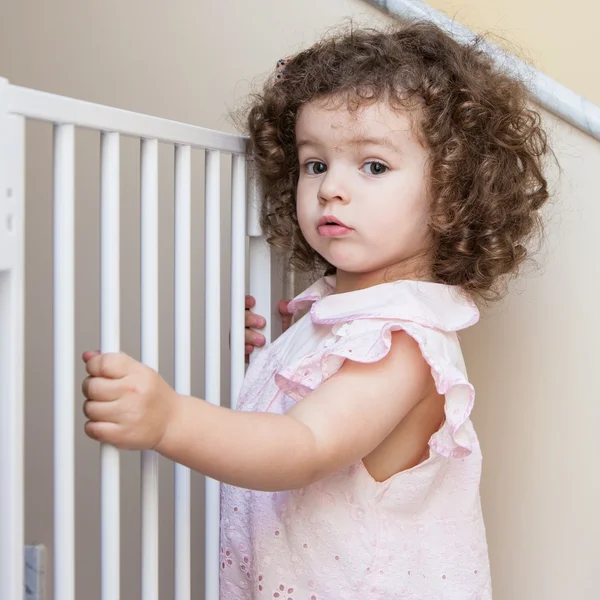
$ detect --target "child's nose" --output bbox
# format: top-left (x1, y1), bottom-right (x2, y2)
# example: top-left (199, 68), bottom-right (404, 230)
top-left (317, 170), bottom-right (350, 205)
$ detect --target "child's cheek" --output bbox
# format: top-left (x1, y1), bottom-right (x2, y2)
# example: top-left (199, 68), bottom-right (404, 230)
top-left (295, 197), bottom-right (313, 238)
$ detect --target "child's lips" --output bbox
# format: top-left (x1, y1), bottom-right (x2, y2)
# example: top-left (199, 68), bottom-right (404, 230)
top-left (317, 215), bottom-right (353, 237)
top-left (317, 224), bottom-right (353, 237)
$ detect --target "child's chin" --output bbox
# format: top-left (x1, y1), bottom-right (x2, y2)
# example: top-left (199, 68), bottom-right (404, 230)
top-left (325, 260), bottom-right (376, 275)
top-left (316, 246), bottom-right (380, 275)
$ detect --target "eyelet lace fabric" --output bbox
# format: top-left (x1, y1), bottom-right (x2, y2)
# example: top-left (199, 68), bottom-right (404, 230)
top-left (220, 277), bottom-right (492, 599)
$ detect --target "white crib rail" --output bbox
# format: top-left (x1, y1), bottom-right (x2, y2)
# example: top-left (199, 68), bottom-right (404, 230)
top-left (174, 143), bottom-right (192, 600)
top-left (203, 149), bottom-right (221, 600)
top-left (100, 129), bottom-right (122, 600)
top-left (0, 76), bottom-right (273, 600)
top-left (0, 78), bottom-right (26, 600)
top-left (140, 136), bottom-right (160, 600)
top-left (53, 122), bottom-right (76, 600)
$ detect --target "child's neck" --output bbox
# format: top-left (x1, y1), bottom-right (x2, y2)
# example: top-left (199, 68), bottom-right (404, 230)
top-left (333, 271), bottom-right (382, 294)
top-left (333, 267), bottom-right (431, 294)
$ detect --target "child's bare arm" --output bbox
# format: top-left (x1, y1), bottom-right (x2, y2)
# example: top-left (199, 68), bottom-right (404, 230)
top-left (155, 330), bottom-right (432, 491)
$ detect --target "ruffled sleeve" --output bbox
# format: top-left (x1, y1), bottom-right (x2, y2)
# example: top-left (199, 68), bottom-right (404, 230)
top-left (274, 279), bottom-right (479, 459)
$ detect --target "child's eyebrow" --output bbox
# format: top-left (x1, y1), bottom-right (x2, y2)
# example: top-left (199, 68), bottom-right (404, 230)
top-left (296, 136), bottom-right (401, 152)
top-left (346, 136), bottom-right (400, 151)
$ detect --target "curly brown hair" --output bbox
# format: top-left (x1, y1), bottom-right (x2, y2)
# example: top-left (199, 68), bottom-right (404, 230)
top-left (243, 21), bottom-right (550, 301)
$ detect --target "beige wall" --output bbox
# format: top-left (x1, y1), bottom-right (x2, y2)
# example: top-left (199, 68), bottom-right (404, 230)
top-left (463, 110), bottom-right (600, 599)
top-left (426, 0), bottom-right (600, 105)
top-left (0, 1), bottom-right (597, 599)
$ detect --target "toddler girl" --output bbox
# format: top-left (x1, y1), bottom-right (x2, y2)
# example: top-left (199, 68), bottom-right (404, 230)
top-left (82, 21), bottom-right (549, 599)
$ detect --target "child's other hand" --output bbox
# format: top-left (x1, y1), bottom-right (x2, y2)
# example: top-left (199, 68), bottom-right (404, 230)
top-left (245, 295), bottom-right (293, 359)
top-left (81, 351), bottom-right (178, 451)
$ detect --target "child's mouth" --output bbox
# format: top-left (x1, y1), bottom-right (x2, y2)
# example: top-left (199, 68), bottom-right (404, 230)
top-left (317, 216), bottom-right (353, 237)
top-left (318, 224), bottom-right (353, 237)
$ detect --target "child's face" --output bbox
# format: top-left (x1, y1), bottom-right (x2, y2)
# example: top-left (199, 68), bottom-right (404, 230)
top-left (295, 99), bottom-right (432, 283)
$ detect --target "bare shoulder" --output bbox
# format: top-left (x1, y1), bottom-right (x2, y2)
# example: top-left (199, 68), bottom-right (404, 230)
top-left (336, 329), bottom-right (432, 394)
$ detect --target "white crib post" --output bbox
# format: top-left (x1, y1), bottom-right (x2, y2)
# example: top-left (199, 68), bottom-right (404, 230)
top-left (247, 163), bottom-right (272, 361)
top-left (204, 149), bottom-right (221, 600)
top-left (0, 77), bottom-right (25, 600)
top-left (100, 130), bottom-right (121, 600)
top-left (174, 143), bottom-right (192, 600)
top-left (230, 154), bottom-right (247, 409)
top-left (53, 122), bottom-right (76, 600)
top-left (140, 137), bottom-right (160, 600)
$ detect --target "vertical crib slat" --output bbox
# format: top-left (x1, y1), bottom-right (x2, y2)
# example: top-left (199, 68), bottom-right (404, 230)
top-left (174, 144), bottom-right (191, 600)
top-left (100, 131), bottom-right (121, 600)
top-left (204, 149), bottom-right (221, 600)
top-left (0, 104), bottom-right (25, 600)
top-left (53, 123), bottom-right (76, 600)
top-left (283, 259), bottom-right (295, 311)
top-left (230, 154), bottom-right (246, 410)
top-left (140, 138), bottom-right (160, 600)
top-left (247, 169), bottom-right (271, 359)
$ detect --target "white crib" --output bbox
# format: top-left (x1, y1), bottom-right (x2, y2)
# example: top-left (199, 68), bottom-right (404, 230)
top-left (0, 77), bottom-right (278, 600)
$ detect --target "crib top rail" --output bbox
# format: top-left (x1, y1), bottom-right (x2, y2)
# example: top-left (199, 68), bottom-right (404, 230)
top-left (2, 77), bottom-right (248, 153)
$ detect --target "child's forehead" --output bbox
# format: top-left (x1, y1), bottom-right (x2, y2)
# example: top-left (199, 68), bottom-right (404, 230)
top-left (296, 99), bottom-right (416, 148)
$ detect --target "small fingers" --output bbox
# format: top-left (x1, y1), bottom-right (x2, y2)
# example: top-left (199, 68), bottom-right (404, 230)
top-left (245, 310), bottom-right (266, 330)
top-left (84, 351), bottom-right (136, 379)
top-left (245, 295), bottom-right (256, 310)
top-left (279, 300), bottom-right (293, 332)
top-left (245, 329), bottom-right (265, 347)
top-left (83, 398), bottom-right (117, 422)
top-left (82, 375), bottom-right (126, 402)
top-left (84, 420), bottom-right (120, 444)
top-left (278, 299), bottom-right (293, 317)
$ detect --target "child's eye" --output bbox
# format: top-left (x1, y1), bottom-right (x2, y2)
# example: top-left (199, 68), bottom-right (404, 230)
top-left (361, 161), bottom-right (388, 175)
top-left (305, 161), bottom-right (327, 175)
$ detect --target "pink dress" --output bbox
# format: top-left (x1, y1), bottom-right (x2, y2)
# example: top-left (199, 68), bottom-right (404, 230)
top-left (220, 276), bottom-right (492, 599)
